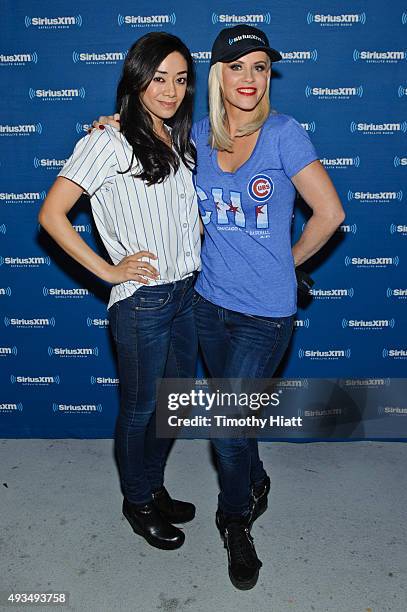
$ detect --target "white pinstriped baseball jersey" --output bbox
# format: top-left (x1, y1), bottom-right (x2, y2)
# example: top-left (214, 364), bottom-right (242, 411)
top-left (58, 126), bottom-right (201, 309)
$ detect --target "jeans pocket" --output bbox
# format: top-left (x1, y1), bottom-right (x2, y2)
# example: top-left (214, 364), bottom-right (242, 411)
top-left (192, 291), bottom-right (203, 307)
top-left (133, 288), bottom-right (171, 311)
top-left (244, 313), bottom-right (283, 328)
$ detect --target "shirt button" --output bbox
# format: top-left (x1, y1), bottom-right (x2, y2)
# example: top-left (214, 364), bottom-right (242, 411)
top-left (183, 223), bottom-right (188, 228)
top-left (180, 193), bottom-right (186, 199)
top-left (185, 251), bottom-right (191, 257)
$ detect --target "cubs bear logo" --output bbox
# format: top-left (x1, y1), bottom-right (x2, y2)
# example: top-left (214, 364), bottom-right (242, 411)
top-left (247, 174), bottom-right (274, 202)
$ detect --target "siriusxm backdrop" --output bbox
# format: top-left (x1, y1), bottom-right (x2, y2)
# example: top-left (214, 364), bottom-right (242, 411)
top-left (1, 1), bottom-right (406, 438)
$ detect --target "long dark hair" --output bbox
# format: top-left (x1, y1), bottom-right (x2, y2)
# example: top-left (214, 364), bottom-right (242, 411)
top-left (116, 32), bottom-right (196, 185)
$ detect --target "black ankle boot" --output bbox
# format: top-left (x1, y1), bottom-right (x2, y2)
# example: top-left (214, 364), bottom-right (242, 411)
top-left (152, 486), bottom-right (196, 523)
top-left (216, 510), bottom-right (262, 590)
top-left (250, 475), bottom-right (271, 524)
top-left (122, 498), bottom-right (185, 550)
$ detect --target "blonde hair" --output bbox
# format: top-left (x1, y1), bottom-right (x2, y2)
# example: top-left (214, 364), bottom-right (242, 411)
top-left (208, 61), bottom-right (270, 151)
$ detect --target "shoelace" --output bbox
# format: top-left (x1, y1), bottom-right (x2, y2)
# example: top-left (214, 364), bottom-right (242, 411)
top-left (225, 523), bottom-right (258, 567)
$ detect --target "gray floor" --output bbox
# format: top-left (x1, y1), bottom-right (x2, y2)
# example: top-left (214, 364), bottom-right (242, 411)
top-left (1, 438), bottom-right (406, 612)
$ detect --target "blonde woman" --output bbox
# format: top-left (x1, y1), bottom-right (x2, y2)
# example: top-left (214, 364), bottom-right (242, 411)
top-left (191, 25), bottom-right (344, 590)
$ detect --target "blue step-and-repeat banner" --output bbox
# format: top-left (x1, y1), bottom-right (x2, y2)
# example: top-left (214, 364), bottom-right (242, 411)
top-left (1, 1), bottom-right (406, 437)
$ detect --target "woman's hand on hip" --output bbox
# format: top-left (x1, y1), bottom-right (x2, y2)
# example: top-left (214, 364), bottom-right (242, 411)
top-left (106, 251), bottom-right (159, 285)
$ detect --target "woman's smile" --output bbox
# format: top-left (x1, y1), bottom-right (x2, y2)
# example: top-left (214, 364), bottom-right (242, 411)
top-left (236, 87), bottom-right (257, 96)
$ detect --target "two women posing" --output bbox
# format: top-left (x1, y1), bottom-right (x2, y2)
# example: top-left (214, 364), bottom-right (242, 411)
top-left (39, 26), bottom-right (344, 590)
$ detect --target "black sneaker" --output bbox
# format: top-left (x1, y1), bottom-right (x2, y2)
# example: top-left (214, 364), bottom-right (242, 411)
top-left (152, 486), bottom-right (196, 524)
top-left (250, 475), bottom-right (271, 524)
top-left (216, 510), bottom-right (262, 590)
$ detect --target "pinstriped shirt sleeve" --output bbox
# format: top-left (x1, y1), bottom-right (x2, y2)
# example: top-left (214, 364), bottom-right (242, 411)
top-left (58, 129), bottom-right (116, 197)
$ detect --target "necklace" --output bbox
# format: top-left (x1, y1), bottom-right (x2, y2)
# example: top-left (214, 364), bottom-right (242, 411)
top-left (155, 125), bottom-right (172, 146)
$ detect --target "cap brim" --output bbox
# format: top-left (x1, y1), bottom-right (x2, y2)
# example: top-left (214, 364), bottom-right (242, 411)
top-left (212, 45), bottom-right (282, 66)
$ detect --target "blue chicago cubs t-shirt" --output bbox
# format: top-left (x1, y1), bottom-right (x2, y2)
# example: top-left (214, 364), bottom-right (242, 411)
top-left (191, 114), bottom-right (319, 317)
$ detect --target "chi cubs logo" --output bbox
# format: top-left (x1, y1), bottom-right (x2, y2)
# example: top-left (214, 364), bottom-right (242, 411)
top-left (247, 174), bottom-right (274, 202)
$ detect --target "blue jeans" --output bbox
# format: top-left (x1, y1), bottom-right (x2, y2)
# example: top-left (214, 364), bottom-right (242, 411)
top-left (193, 292), bottom-right (295, 517)
top-left (108, 275), bottom-right (197, 505)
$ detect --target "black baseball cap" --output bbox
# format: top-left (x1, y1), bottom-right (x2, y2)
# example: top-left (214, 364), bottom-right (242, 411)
top-left (210, 25), bottom-right (282, 66)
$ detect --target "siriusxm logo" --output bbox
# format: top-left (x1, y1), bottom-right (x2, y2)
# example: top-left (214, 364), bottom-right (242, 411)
top-left (345, 256), bottom-right (399, 268)
top-left (398, 85), bottom-right (407, 98)
top-left (321, 156), bottom-right (360, 169)
top-left (305, 85), bottom-right (363, 99)
top-left (228, 34), bottom-right (266, 46)
top-left (394, 156), bottom-right (407, 167)
top-left (294, 318), bottom-right (310, 329)
top-left (53, 403), bottom-right (102, 413)
top-left (298, 348), bottom-right (352, 360)
top-left (73, 224), bottom-right (91, 233)
top-left (390, 223), bottom-right (407, 236)
top-left (33, 157), bottom-right (66, 170)
top-left (0, 286), bottom-right (12, 296)
top-left (301, 121), bottom-right (316, 133)
top-left (87, 317), bottom-right (109, 328)
top-left (5, 317), bottom-right (55, 328)
top-left (382, 348), bottom-right (407, 360)
top-left (212, 13), bottom-right (271, 25)
top-left (76, 122), bottom-right (92, 134)
top-left (0, 191), bottom-right (46, 203)
top-left (10, 375), bottom-right (60, 385)
top-left (72, 51), bottom-right (126, 65)
top-left (342, 318), bottom-right (395, 329)
top-left (341, 378), bottom-right (390, 388)
top-left (336, 224), bottom-right (358, 235)
top-left (191, 51), bottom-right (212, 63)
top-left (304, 406), bottom-right (341, 418)
top-left (0, 403), bottom-right (23, 412)
top-left (275, 379), bottom-right (309, 389)
top-left (118, 13), bottom-right (176, 27)
top-left (0, 224), bottom-right (6, 235)
top-left (350, 121), bottom-right (407, 135)
top-left (29, 88), bottom-right (86, 101)
top-left (298, 407), bottom-right (342, 418)
top-left (387, 287), bottom-right (407, 299)
top-left (0, 346), bottom-right (18, 356)
top-left (353, 50), bottom-right (407, 63)
top-left (24, 15), bottom-right (82, 29)
top-left (0, 52), bottom-right (38, 66)
top-left (0, 123), bottom-right (42, 136)
top-left (0, 256), bottom-right (50, 268)
top-left (43, 287), bottom-right (89, 298)
top-left (310, 288), bottom-right (354, 299)
top-left (90, 376), bottom-right (119, 386)
top-left (307, 13), bottom-right (366, 26)
top-left (378, 405), bottom-right (407, 415)
top-left (280, 50), bottom-right (318, 63)
top-left (48, 346), bottom-right (99, 357)
top-left (348, 190), bottom-right (403, 203)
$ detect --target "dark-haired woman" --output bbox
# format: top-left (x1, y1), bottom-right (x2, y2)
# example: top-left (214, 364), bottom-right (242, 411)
top-left (38, 33), bottom-right (200, 551)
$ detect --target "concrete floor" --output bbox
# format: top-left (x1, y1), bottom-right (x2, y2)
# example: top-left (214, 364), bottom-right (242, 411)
top-left (1, 438), bottom-right (406, 612)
